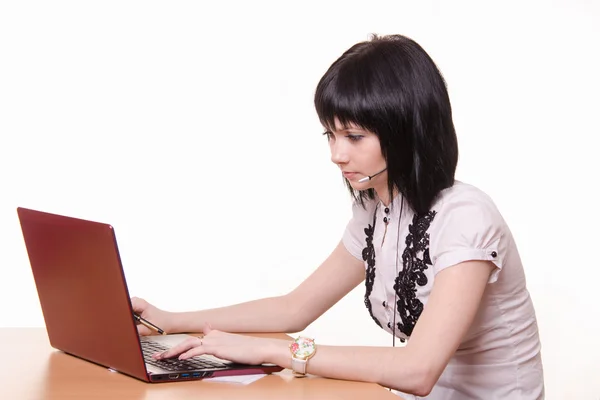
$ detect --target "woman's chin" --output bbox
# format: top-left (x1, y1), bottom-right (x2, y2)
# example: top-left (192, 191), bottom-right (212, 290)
top-left (347, 181), bottom-right (368, 191)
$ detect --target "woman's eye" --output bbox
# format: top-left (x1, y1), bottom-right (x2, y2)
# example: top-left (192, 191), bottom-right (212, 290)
top-left (347, 134), bottom-right (363, 142)
top-left (322, 131), bottom-right (333, 141)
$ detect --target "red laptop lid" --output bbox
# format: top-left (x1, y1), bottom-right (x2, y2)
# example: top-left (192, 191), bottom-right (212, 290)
top-left (17, 207), bottom-right (149, 382)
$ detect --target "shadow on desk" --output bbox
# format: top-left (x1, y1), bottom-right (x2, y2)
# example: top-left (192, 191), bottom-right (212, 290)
top-left (38, 351), bottom-right (399, 400)
top-left (41, 350), bottom-right (398, 400)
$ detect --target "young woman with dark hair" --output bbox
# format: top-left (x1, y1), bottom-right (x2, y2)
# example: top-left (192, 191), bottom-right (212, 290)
top-left (132, 34), bottom-right (544, 399)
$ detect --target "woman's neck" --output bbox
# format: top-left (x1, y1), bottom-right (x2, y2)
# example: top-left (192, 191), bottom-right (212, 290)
top-left (375, 186), bottom-right (399, 207)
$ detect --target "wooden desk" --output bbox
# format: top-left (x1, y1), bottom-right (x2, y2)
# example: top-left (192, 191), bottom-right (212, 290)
top-left (2, 328), bottom-right (400, 400)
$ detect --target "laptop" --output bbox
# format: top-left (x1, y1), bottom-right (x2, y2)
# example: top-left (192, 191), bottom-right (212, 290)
top-left (16, 207), bottom-right (283, 383)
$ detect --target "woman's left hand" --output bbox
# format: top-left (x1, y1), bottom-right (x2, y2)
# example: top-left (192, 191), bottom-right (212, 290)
top-left (153, 324), bottom-right (288, 366)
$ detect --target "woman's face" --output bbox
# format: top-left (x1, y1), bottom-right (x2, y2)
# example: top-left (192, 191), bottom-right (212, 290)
top-left (325, 120), bottom-right (388, 195)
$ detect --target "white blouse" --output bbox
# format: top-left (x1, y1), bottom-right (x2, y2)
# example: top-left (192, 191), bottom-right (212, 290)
top-left (342, 181), bottom-right (545, 399)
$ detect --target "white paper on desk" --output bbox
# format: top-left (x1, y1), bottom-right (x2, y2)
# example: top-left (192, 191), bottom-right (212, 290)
top-left (203, 373), bottom-right (266, 385)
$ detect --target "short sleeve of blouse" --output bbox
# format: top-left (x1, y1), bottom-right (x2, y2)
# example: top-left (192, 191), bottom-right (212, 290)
top-left (430, 188), bottom-right (507, 283)
top-left (342, 200), bottom-right (374, 261)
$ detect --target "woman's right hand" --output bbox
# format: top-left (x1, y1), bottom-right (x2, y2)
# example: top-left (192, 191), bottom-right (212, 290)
top-left (131, 296), bottom-right (175, 336)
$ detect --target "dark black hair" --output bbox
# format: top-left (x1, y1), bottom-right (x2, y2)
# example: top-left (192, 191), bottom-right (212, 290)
top-left (314, 34), bottom-right (458, 215)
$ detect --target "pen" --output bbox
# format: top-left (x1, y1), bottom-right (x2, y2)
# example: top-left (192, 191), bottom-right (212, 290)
top-left (133, 313), bottom-right (166, 335)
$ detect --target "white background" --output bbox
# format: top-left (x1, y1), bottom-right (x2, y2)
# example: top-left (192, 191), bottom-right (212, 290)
top-left (1, 1), bottom-right (599, 398)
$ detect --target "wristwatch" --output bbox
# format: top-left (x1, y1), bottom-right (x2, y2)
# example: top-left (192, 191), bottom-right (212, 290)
top-left (289, 336), bottom-right (316, 377)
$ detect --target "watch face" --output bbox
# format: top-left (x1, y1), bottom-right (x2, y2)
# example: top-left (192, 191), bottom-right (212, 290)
top-left (290, 337), bottom-right (315, 358)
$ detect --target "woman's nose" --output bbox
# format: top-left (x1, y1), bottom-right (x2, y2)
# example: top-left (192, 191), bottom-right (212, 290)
top-left (330, 141), bottom-right (349, 165)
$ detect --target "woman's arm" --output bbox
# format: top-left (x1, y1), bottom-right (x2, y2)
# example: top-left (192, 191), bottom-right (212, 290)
top-left (167, 240), bottom-right (366, 333)
top-left (160, 256), bottom-right (494, 396)
top-left (265, 259), bottom-right (495, 396)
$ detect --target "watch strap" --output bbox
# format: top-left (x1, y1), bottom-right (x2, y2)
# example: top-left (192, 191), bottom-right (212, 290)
top-left (291, 357), bottom-right (308, 376)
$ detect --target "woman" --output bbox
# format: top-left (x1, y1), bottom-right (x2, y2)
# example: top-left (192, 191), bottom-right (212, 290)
top-left (133, 34), bottom-right (545, 399)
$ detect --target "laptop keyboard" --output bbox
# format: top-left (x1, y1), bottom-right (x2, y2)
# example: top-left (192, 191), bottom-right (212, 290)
top-left (141, 340), bottom-right (229, 371)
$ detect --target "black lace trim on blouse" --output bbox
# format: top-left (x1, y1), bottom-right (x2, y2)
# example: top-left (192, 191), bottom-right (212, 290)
top-left (394, 210), bottom-right (437, 337)
top-left (362, 209), bottom-right (382, 328)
